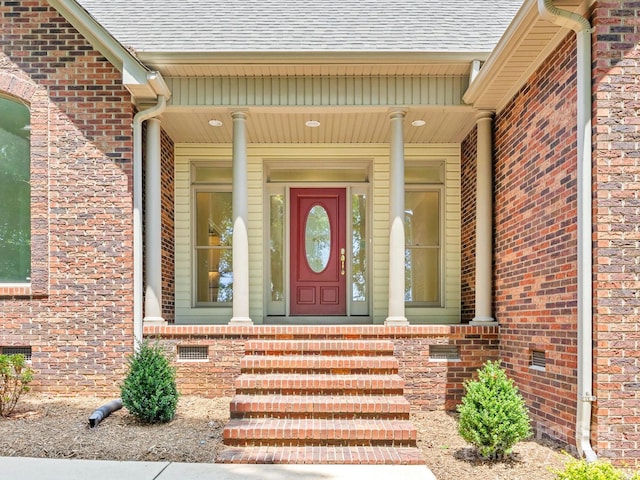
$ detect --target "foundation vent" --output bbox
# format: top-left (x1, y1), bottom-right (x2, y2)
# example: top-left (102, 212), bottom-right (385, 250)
top-left (178, 345), bottom-right (208, 361)
top-left (530, 350), bottom-right (546, 371)
top-left (1, 346), bottom-right (32, 362)
top-left (429, 345), bottom-right (460, 361)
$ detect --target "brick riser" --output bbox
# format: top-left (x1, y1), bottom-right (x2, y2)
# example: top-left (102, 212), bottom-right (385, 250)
top-left (217, 339), bottom-right (424, 465)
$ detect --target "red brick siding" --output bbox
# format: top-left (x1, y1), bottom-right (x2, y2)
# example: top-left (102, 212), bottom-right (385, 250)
top-left (145, 325), bottom-right (499, 411)
top-left (492, 33), bottom-right (579, 447)
top-left (160, 129), bottom-right (175, 322)
top-left (0, 2), bottom-right (134, 395)
top-left (460, 126), bottom-right (477, 324)
top-left (592, 2), bottom-right (640, 465)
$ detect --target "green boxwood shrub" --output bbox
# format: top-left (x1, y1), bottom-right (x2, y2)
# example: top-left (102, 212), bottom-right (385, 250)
top-left (0, 353), bottom-right (34, 417)
top-left (457, 360), bottom-right (532, 459)
top-left (121, 341), bottom-right (179, 424)
top-left (552, 455), bottom-right (640, 480)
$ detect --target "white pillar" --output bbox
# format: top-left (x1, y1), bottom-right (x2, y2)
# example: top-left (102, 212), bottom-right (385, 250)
top-left (471, 111), bottom-right (496, 324)
top-left (386, 110), bottom-right (409, 325)
top-left (229, 111), bottom-right (252, 325)
top-left (143, 117), bottom-right (165, 325)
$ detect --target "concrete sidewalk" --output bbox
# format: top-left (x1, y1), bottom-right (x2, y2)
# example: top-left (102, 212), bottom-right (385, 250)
top-left (0, 457), bottom-right (437, 480)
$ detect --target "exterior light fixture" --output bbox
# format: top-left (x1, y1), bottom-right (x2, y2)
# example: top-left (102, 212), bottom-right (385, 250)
top-left (305, 120), bottom-right (321, 128)
top-left (411, 119), bottom-right (426, 127)
top-left (208, 119), bottom-right (223, 127)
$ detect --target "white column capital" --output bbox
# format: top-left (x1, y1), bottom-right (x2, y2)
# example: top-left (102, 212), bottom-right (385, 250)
top-left (230, 109), bottom-right (249, 120)
top-left (388, 109), bottom-right (407, 120)
top-left (475, 110), bottom-right (495, 122)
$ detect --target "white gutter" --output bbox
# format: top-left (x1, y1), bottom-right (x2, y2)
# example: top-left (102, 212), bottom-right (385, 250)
top-left (538, 0), bottom-right (597, 462)
top-left (132, 91), bottom-right (166, 349)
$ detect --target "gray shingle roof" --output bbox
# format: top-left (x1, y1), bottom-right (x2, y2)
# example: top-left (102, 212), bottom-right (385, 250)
top-left (76, 0), bottom-right (523, 53)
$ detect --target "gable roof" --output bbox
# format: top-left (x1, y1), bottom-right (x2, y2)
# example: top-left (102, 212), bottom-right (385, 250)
top-left (76, 0), bottom-right (523, 54)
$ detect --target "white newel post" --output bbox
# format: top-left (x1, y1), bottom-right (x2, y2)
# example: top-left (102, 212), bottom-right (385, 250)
top-left (143, 117), bottom-right (165, 325)
top-left (471, 111), bottom-right (496, 324)
top-left (385, 110), bottom-right (409, 325)
top-left (229, 111), bottom-right (253, 325)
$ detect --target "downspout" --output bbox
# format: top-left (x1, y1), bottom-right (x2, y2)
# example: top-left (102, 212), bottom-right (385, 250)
top-left (132, 80), bottom-right (166, 350)
top-left (537, 0), bottom-right (597, 462)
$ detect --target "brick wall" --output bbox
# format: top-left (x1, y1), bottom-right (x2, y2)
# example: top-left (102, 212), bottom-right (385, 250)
top-left (160, 129), bottom-right (175, 322)
top-left (460, 126), bottom-right (477, 324)
top-left (145, 324), bottom-right (499, 410)
top-left (592, 2), bottom-right (640, 465)
top-left (0, 2), bottom-right (135, 395)
top-left (491, 32), bottom-right (580, 447)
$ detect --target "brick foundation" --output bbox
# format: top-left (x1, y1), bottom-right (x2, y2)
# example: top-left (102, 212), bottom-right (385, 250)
top-left (144, 324), bottom-right (499, 411)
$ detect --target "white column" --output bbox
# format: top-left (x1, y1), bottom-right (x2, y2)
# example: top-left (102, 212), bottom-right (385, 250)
top-left (385, 110), bottom-right (409, 325)
top-left (471, 111), bottom-right (496, 324)
top-left (143, 117), bottom-right (165, 325)
top-left (229, 111), bottom-right (252, 325)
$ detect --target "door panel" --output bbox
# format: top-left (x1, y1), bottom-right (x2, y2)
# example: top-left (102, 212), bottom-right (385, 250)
top-left (290, 188), bottom-right (346, 315)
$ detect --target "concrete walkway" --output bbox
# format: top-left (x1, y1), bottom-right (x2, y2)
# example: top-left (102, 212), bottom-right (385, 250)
top-left (0, 457), bottom-right (437, 480)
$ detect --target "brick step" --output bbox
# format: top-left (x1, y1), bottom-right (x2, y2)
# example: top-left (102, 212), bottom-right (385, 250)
top-left (216, 445), bottom-right (425, 465)
top-left (230, 394), bottom-right (411, 419)
top-left (240, 355), bottom-right (399, 374)
top-left (235, 373), bottom-right (405, 395)
top-left (245, 340), bottom-right (395, 356)
top-left (223, 418), bottom-right (418, 447)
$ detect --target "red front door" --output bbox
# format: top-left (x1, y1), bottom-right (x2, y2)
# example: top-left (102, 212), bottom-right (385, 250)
top-left (290, 188), bottom-right (346, 315)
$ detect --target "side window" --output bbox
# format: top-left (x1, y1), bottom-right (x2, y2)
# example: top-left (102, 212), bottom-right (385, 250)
top-left (0, 96), bottom-right (30, 283)
top-left (404, 189), bottom-right (441, 306)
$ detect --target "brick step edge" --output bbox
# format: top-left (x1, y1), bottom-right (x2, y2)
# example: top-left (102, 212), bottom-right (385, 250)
top-left (244, 340), bottom-right (395, 355)
top-left (240, 355), bottom-right (399, 373)
top-left (230, 394), bottom-right (411, 418)
top-left (235, 373), bottom-right (406, 391)
top-left (223, 418), bottom-right (418, 445)
top-left (216, 445), bottom-right (425, 465)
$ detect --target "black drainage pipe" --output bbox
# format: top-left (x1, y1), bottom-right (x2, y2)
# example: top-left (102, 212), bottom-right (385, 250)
top-left (88, 399), bottom-right (123, 428)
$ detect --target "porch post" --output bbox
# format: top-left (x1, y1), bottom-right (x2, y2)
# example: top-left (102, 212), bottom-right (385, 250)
top-left (229, 110), bottom-right (253, 325)
top-left (386, 110), bottom-right (409, 325)
top-left (143, 117), bottom-right (165, 325)
top-left (471, 111), bottom-right (496, 324)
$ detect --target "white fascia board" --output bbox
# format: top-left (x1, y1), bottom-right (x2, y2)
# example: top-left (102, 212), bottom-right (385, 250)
top-left (47, 0), bottom-right (169, 103)
top-left (462, 0), bottom-right (540, 107)
top-left (137, 51), bottom-right (492, 68)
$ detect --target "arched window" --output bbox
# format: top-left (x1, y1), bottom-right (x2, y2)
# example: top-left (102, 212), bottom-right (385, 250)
top-left (0, 96), bottom-right (30, 283)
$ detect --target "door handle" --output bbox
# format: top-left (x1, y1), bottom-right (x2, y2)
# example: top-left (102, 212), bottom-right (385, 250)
top-left (340, 248), bottom-right (346, 275)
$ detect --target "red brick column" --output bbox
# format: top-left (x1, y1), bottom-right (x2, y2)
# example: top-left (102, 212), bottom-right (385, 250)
top-left (592, 2), bottom-right (640, 465)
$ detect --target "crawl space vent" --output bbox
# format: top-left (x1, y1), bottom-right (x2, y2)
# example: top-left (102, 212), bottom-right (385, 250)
top-left (178, 346), bottom-right (208, 361)
top-left (2, 346), bottom-right (32, 362)
top-left (531, 350), bottom-right (546, 370)
top-left (429, 345), bottom-right (460, 361)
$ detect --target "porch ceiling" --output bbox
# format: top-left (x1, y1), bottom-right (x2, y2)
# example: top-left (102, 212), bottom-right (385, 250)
top-left (160, 107), bottom-right (477, 144)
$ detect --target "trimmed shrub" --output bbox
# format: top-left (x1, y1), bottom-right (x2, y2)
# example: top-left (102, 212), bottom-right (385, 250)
top-left (121, 341), bottom-right (179, 424)
top-left (0, 353), bottom-right (34, 417)
top-left (552, 455), bottom-right (640, 480)
top-left (457, 360), bottom-right (532, 459)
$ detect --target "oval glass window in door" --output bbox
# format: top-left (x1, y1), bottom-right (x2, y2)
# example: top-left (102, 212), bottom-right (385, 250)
top-left (305, 205), bottom-right (331, 273)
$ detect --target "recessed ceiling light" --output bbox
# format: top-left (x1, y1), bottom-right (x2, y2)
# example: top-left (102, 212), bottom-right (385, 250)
top-left (305, 120), bottom-right (321, 128)
top-left (411, 119), bottom-right (426, 127)
top-left (208, 119), bottom-right (223, 127)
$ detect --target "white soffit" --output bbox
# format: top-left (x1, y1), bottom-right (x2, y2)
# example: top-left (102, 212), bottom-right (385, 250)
top-left (464, 0), bottom-right (592, 112)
